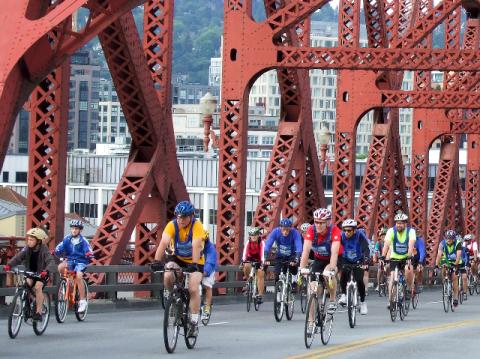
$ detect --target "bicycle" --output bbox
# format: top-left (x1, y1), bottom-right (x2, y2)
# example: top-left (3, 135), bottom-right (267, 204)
top-left (458, 266), bottom-right (465, 304)
top-left (7, 269), bottom-right (51, 339)
top-left (441, 264), bottom-right (455, 313)
top-left (466, 264), bottom-right (476, 296)
top-left (159, 267), bottom-right (198, 354)
top-left (273, 260), bottom-right (296, 322)
top-left (342, 263), bottom-right (362, 328)
top-left (388, 260), bottom-right (409, 322)
top-left (299, 274), bottom-right (309, 314)
top-left (244, 261), bottom-right (262, 312)
top-left (377, 261), bottom-right (387, 297)
top-left (55, 267), bottom-right (89, 323)
top-left (303, 269), bottom-right (335, 348)
top-left (410, 265), bottom-right (420, 310)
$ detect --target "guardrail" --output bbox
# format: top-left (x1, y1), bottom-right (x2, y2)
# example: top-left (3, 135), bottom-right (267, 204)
top-left (0, 264), bottom-right (438, 303)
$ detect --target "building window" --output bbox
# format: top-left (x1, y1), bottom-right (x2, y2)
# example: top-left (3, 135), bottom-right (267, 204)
top-left (262, 136), bottom-right (274, 145)
top-left (2, 171), bottom-right (8, 182)
top-left (15, 172), bottom-right (27, 182)
top-left (247, 136), bottom-right (258, 145)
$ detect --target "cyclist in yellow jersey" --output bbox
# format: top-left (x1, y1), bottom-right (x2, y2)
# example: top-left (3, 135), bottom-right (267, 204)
top-left (152, 201), bottom-right (205, 336)
top-left (380, 212), bottom-right (416, 308)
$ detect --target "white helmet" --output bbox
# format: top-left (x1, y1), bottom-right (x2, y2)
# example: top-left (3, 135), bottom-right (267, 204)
top-left (313, 208), bottom-right (331, 220)
top-left (464, 234), bottom-right (474, 241)
top-left (300, 223), bottom-right (310, 233)
top-left (394, 212), bottom-right (408, 222)
top-left (342, 219), bottom-right (357, 228)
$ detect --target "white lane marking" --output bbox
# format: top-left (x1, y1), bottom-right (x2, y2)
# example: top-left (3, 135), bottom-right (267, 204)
top-left (208, 321), bottom-right (229, 326)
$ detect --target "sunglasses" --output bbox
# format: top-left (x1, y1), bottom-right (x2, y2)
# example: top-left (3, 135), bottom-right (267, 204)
top-left (314, 221), bottom-right (327, 225)
top-left (344, 229), bottom-right (354, 233)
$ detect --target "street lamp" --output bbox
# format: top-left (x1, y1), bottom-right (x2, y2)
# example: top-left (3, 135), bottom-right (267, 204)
top-left (318, 125), bottom-right (331, 174)
top-left (200, 92), bottom-right (217, 152)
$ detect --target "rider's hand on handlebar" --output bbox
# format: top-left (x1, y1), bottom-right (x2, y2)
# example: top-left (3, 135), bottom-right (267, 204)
top-left (40, 270), bottom-right (49, 280)
top-left (3, 264), bottom-right (11, 272)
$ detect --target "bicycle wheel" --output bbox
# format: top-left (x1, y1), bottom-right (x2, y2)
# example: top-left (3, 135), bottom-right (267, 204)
top-left (246, 278), bottom-right (252, 312)
top-left (476, 274), bottom-right (480, 295)
top-left (411, 287), bottom-right (419, 310)
top-left (389, 283), bottom-right (397, 322)
top-left (274, 281), bottom-right (284, 322)
top-left (347, 285), bottom-right (356, 328)
top-left (449, 281), bottom-right (455, 312)
top-left (8, 290), bottom-right (24, 339)
top-left (300, 280), bottom-right (308, 313)
top-left (55, 279), bottom-right (68, 323)
top-left (320, 292), bottom-right (333, 345)
top-left (401, 284), bottom-right (409, 318)
top-left (459, 277), bottom-right (464, 305)
top-left (183, 304), bottom-right (197, 349)
top-left (468, 273), bottom-right (475, 295)
top-left (285, 283), bottom-right (295, 321)
top-left (442, 281), bottom-right (449, 313)
top-left (33, 295), bottom-right (50, 336)
top-left (74, 279), bottom-right (89, 322)
top-left (304, 295), bottom-right (318, 349)
top-left (161, 288), bottom-right (167, 310)
top-left (163, 295), bottom-right (180, 353)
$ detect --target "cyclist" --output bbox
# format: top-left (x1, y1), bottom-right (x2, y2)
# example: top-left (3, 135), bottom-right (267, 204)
top-left (4, 228), bottom-right (56, 321)
top-left (374, 227), bottom-right (387, 291)
top-left (264, 218), bottom-right (302, 287)
top-left (299, 208), bottom-right (343, 313)
top-left (152, 201), bottom-right (206, 336)
top-left (435, 230), bottom-right (466, 307)
top-left (201, 229), bottom-right (217, 322)
top-left (240, 227), bottom-right (265, 303)
top-left (412, 230), bottom-right (426, 293)
top-left (338, 219), bottom-right (370, 314)
top-left (380, 212), bottom-right (416, 308)
top-left (464, 234), bottom-right (478, 279)
top-left (55, 220), bottom-right (93, 313)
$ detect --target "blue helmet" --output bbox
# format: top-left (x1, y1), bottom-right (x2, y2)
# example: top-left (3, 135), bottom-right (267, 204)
top-left (70, 220), bottom-right (84, 229)
top-left (279, 218), bottom-right (293, 228)
top-left (174, 201), bottom-right (195, 217)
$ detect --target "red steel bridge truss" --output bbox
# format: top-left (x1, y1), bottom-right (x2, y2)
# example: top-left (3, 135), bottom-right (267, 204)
top-left (1, 0), bottom-right (480, 280)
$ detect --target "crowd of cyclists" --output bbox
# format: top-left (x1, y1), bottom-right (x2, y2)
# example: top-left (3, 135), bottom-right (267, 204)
top-left (3, 199), bottom-right (480, 351)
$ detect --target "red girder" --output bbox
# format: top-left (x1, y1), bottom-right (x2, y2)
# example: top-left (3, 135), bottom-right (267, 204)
top-left (90, 12), bottom-right (187, 277)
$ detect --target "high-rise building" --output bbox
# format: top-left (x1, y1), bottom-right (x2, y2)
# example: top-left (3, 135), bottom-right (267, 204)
top-left (8, 109), bottom-right (29, 155)
top-left (98, 101), bottom-right (131, 145)
top-left (68, 51), bottom-right (101, 151)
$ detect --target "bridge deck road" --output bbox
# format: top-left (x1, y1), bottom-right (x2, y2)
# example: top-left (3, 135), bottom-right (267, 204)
top-left (1, 289), bottom-right (479, 358)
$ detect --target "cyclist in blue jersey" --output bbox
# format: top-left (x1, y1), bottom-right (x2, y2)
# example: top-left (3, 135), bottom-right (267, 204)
top-left (412, 230), bottom-right (426, 293)
top-left (55, 220), bottom-right (93, 313)
top-left (338, 219), bottom-right (370, 314)
top-left (264, 218), bottom-right (303, 282)
top-left (201, 229), bottom-right (217, 322)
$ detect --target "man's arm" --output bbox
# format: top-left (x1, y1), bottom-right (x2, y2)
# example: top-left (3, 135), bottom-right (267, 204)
top-left (263, 231), bottom-right (276, 257)
top-left (329, 241), bottom-right (340, 269)
top-left (435, 246), bottom-right (443, 267)
top-left (7, 249), bottom-right (27, 268)
top-left (300, 240), bottom-right (312, 268)
top-left (155, 232), bottom-right (172, 262)
top-left (192, 236), bottom-right (203, 264)
top-left (294, 230), bottom-right (303, 258)
top-left (407, 229), bottom-right (416, 257)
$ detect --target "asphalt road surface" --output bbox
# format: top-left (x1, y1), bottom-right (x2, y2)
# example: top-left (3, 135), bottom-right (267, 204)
top-left (1, 288), bottom-right (479, 358)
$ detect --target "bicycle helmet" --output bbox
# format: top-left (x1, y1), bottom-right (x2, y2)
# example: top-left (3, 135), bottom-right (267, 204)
top-left (174, 201), bottom-right (195, 217)
top-left (26, 228), bottom-right (48, 243)
top-left (342, 219), bottom-right (357, 228)
top-left (69, 219), bottom-right (84, 229)
top-left (313, 208), bottom-right (331, 220)
top-left (248, 227), bottom-right (261, 236)
top-left (464, 234), bottom-right (474, 241)
top-left (456, 234), bottom-right (463, 243)
top-left (279, 218), bottom-right (293, 228)
top-left (444, 229), bottom-right (456, 240)
top-left (300, 222), bottom-right (310, 233)
top-left (394, 212), bottom-right (408, 222)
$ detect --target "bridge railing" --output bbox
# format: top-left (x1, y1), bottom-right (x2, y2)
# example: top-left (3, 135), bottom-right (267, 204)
top-left (0, 264), bottom-right (437, 303)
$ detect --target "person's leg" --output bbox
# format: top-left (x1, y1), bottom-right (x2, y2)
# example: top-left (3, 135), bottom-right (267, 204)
top-left (164, 261), bottom-right (180, 291)
top-left (257, 268), bottom-right (265, 296)
top-left (355, 268), bottom-right (366, 302)
top-left (188, 271), bottom-right (203, 317)
top-left (34, 281), bottom-right (44, 315)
